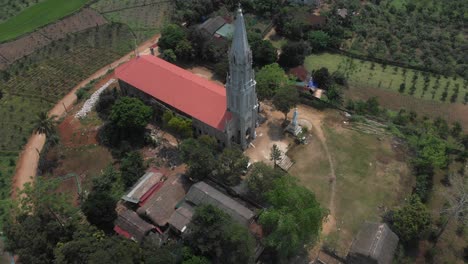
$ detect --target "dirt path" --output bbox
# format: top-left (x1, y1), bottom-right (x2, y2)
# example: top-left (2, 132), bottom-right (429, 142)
top-left (296, 105), bottom-right (337, 235)
top-left (11, 34), bottom-right (161, 199)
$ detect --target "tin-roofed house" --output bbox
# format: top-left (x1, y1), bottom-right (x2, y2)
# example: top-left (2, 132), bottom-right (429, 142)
top-left (199, 16), bottom-right (227, 37)
top-left (122, 168), bottom-right (164, 206)
top-left (346, 222), bottom-right (399, 264)
top-left (170, 181), bottom-right (255, 228)
top-left (137, 173), bottom-right (189, 227)
top-left (114, 208), bottom-right (158, 243)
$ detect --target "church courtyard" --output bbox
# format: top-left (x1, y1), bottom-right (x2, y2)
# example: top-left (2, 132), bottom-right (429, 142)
top-left (247, 103), bottom-right (413, 257)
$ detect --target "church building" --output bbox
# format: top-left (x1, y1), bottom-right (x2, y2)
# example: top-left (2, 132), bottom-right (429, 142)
top-left (115, 7), bottom-right (258, 149)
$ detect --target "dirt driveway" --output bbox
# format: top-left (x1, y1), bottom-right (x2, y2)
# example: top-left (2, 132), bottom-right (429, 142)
top-left (11, 34), bottom-right (161, 199)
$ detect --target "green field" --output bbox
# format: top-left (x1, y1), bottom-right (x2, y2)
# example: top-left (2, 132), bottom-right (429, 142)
top-left (288, 112), bottom-right (411, 255)
top-left (305, 53), bottom-right (468, 104)
top-left (0, 0), bottom-right (89, 42)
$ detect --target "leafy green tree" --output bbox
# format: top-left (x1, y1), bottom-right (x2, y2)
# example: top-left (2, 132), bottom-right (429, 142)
top-left (391, 195), bottom-right (430, 244)
top-left (272, 85), bottom-right (299, 120)
top-left (259, 176), bottom-right (324, 258)
top-left (159, 24), bottom-right (187, 51)
top-left (168, 116), bottom-right (193, 141)
top-left (270, 144), bottom-right (282, 167)
top-left (162, 49), bottom-right (177, 63)
top-left (180, 138), bottom-right (217, 181)
top-left (312, 67), bottom-right (332, 90)
top-left (307, 30), bottom-right (331, 51)
top-left (33, 111), bottom-right (57, 137)
top-left (110, 97), bottom-right (152, 130)
top-left (213, 146), bottom-right (249, 186)
top-left (247, 162), bottom-right (285, 203)
top-left (326, 84), bottom-right (344, 106)
top-left (187, 205), bottom-right (255, 264)
top-left (255, 63), bottom-right (289, 99)
top-left (252, 40), bottom-right (277, 67)
top-left (54, 226), bottom-right (141, 264)
top-left (81, 191), bottom-right (117, 233)
top-left (278, 41), bottom-right (311, 68)
top-left (4, 179), bottom-right (80, 264)
top-left (417, 131), bottom-right (448, 169)
top-left (251, 0), bottom-right (282, 16)
top-left (120, 151), bottom-right (146, 188)
top-left (175, 39), bottom-right (194, 61)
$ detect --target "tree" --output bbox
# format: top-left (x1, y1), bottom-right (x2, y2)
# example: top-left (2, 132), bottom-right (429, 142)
top-left (326, 84), bottom-right (344, 106)
top-left (54, 226), bottom-right (141, 264)
top-left (450, 122), bottom-right (462, 138)
top-left (163, 110), bottom-right (193, 141)
top-left (278, 41), bottom-right (311, 68)
top-left (81, 191), bottom-right (117, 232)
top-left (187, 205), bottom-right (255, 264)
top-left (175, 39), bottom-right (194, 61)
top-left (180, 138), bottom-right (217, 181)
top-left (270, 144), bottom-right (282, 167)
top-left (162, 49), bottom-right (177, 63)
top-left (312, 67), bottom-right (332, 90)
top-left (307, 30), bottom-right (331, 52)
top-left (416, 131), bottom-right (448, 169)
top-left (158, 24), bottom-right (187, 51)
top-left (213, 146), bottom-right (249, 186)
top-left (252, 40), bottom-right (277, 67)
top-left (120, 151), bottom-right (146, 188)
top-left (391, 195), bottom-right (431, 244)
top-left (246, 162), bottom-right (285, 203)
top-left (272, 85), bottom-right (299, 121)
top-left (4, 179), bottom-right (80, 264)
top-left (109, 97), bottom-right (152, 130)
top-left (255, 63), bottom-right (289, 100)
top-left (33, 111), bottom-right (57, 137)
top-left (258, 176), bottom-right (324, 258)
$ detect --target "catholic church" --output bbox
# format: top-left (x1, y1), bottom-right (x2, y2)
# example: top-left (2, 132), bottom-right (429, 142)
top-left (115, 6), bottom-right (258, 149)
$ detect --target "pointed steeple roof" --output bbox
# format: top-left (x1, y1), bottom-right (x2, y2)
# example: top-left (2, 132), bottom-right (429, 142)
top-left (230, 4), bottom-right (250, 63)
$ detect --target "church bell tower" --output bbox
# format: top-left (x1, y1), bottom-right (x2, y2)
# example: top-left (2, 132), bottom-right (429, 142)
top-left (225, 5), bottom-right (258, 149)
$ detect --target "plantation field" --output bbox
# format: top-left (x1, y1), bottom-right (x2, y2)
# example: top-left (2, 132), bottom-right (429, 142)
top-left (0, 8), bottom-right (107, 69)
top-left (0, 0), bottom-right (90, 42)
top-left (92, 0), bottom-right (173, 41)
top-left (305, 53), bottom-right (468, 104)
top-left (0, 24), bottom-right (134, 152)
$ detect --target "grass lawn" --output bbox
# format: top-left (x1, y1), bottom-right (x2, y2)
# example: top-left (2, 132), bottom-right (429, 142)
top-left (288, 114), bottom-right (412, 255)
top-left (305, 53), bottom-right (467, 104)
top-left (0, 0), bottom-right (89, 42)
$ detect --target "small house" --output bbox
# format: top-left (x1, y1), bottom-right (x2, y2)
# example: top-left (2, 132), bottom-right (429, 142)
top-left (121, 168), bottom-right (164, 206)
top-left (346, 222), bottom-right (399, 264)
top-left (114, 208), bottom-right (157, 243)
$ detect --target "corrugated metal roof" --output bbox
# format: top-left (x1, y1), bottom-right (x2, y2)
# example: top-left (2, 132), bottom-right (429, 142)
top-left (168, 202), bottom-right (195, 233)
top-left (199, 16), bottom-right (226, 36)
top-left (185, 182), bottom-right (254, 226)
top-left (122, 168), bottom-right (163, 204)
top-left (115, 55), bottom-right (231, 131)
top-left (114, 209), bottom-right (155, 242)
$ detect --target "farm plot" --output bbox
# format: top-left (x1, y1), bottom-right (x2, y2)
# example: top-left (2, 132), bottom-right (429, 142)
top-left (0, 8), bottom-right (107, 70)
top-left (94, 0), bottom-right (173, 41)
top-left (0, 0), bottom-right (90, 42)
top-left (305, 53), bottom-right (468, 104)
top-left (0, 23), bottom-right (134, 154)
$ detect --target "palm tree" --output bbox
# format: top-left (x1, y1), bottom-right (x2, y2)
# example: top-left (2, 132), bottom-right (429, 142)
top-left (33, 111), bottom-right (57, 137)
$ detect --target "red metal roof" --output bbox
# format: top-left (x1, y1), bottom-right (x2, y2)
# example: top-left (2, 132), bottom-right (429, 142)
top-left (115, 55), bottom-right (231, 130)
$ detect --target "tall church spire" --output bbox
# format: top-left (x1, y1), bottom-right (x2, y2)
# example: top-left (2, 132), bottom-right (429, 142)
top-left (225, 4), bottom-right (258, 149)
top-left (230, 5), bottom-right (250, 64)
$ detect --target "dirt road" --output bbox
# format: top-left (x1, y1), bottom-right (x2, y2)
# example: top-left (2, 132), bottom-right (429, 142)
top-left (11, 34), bottom-right (161, 199)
